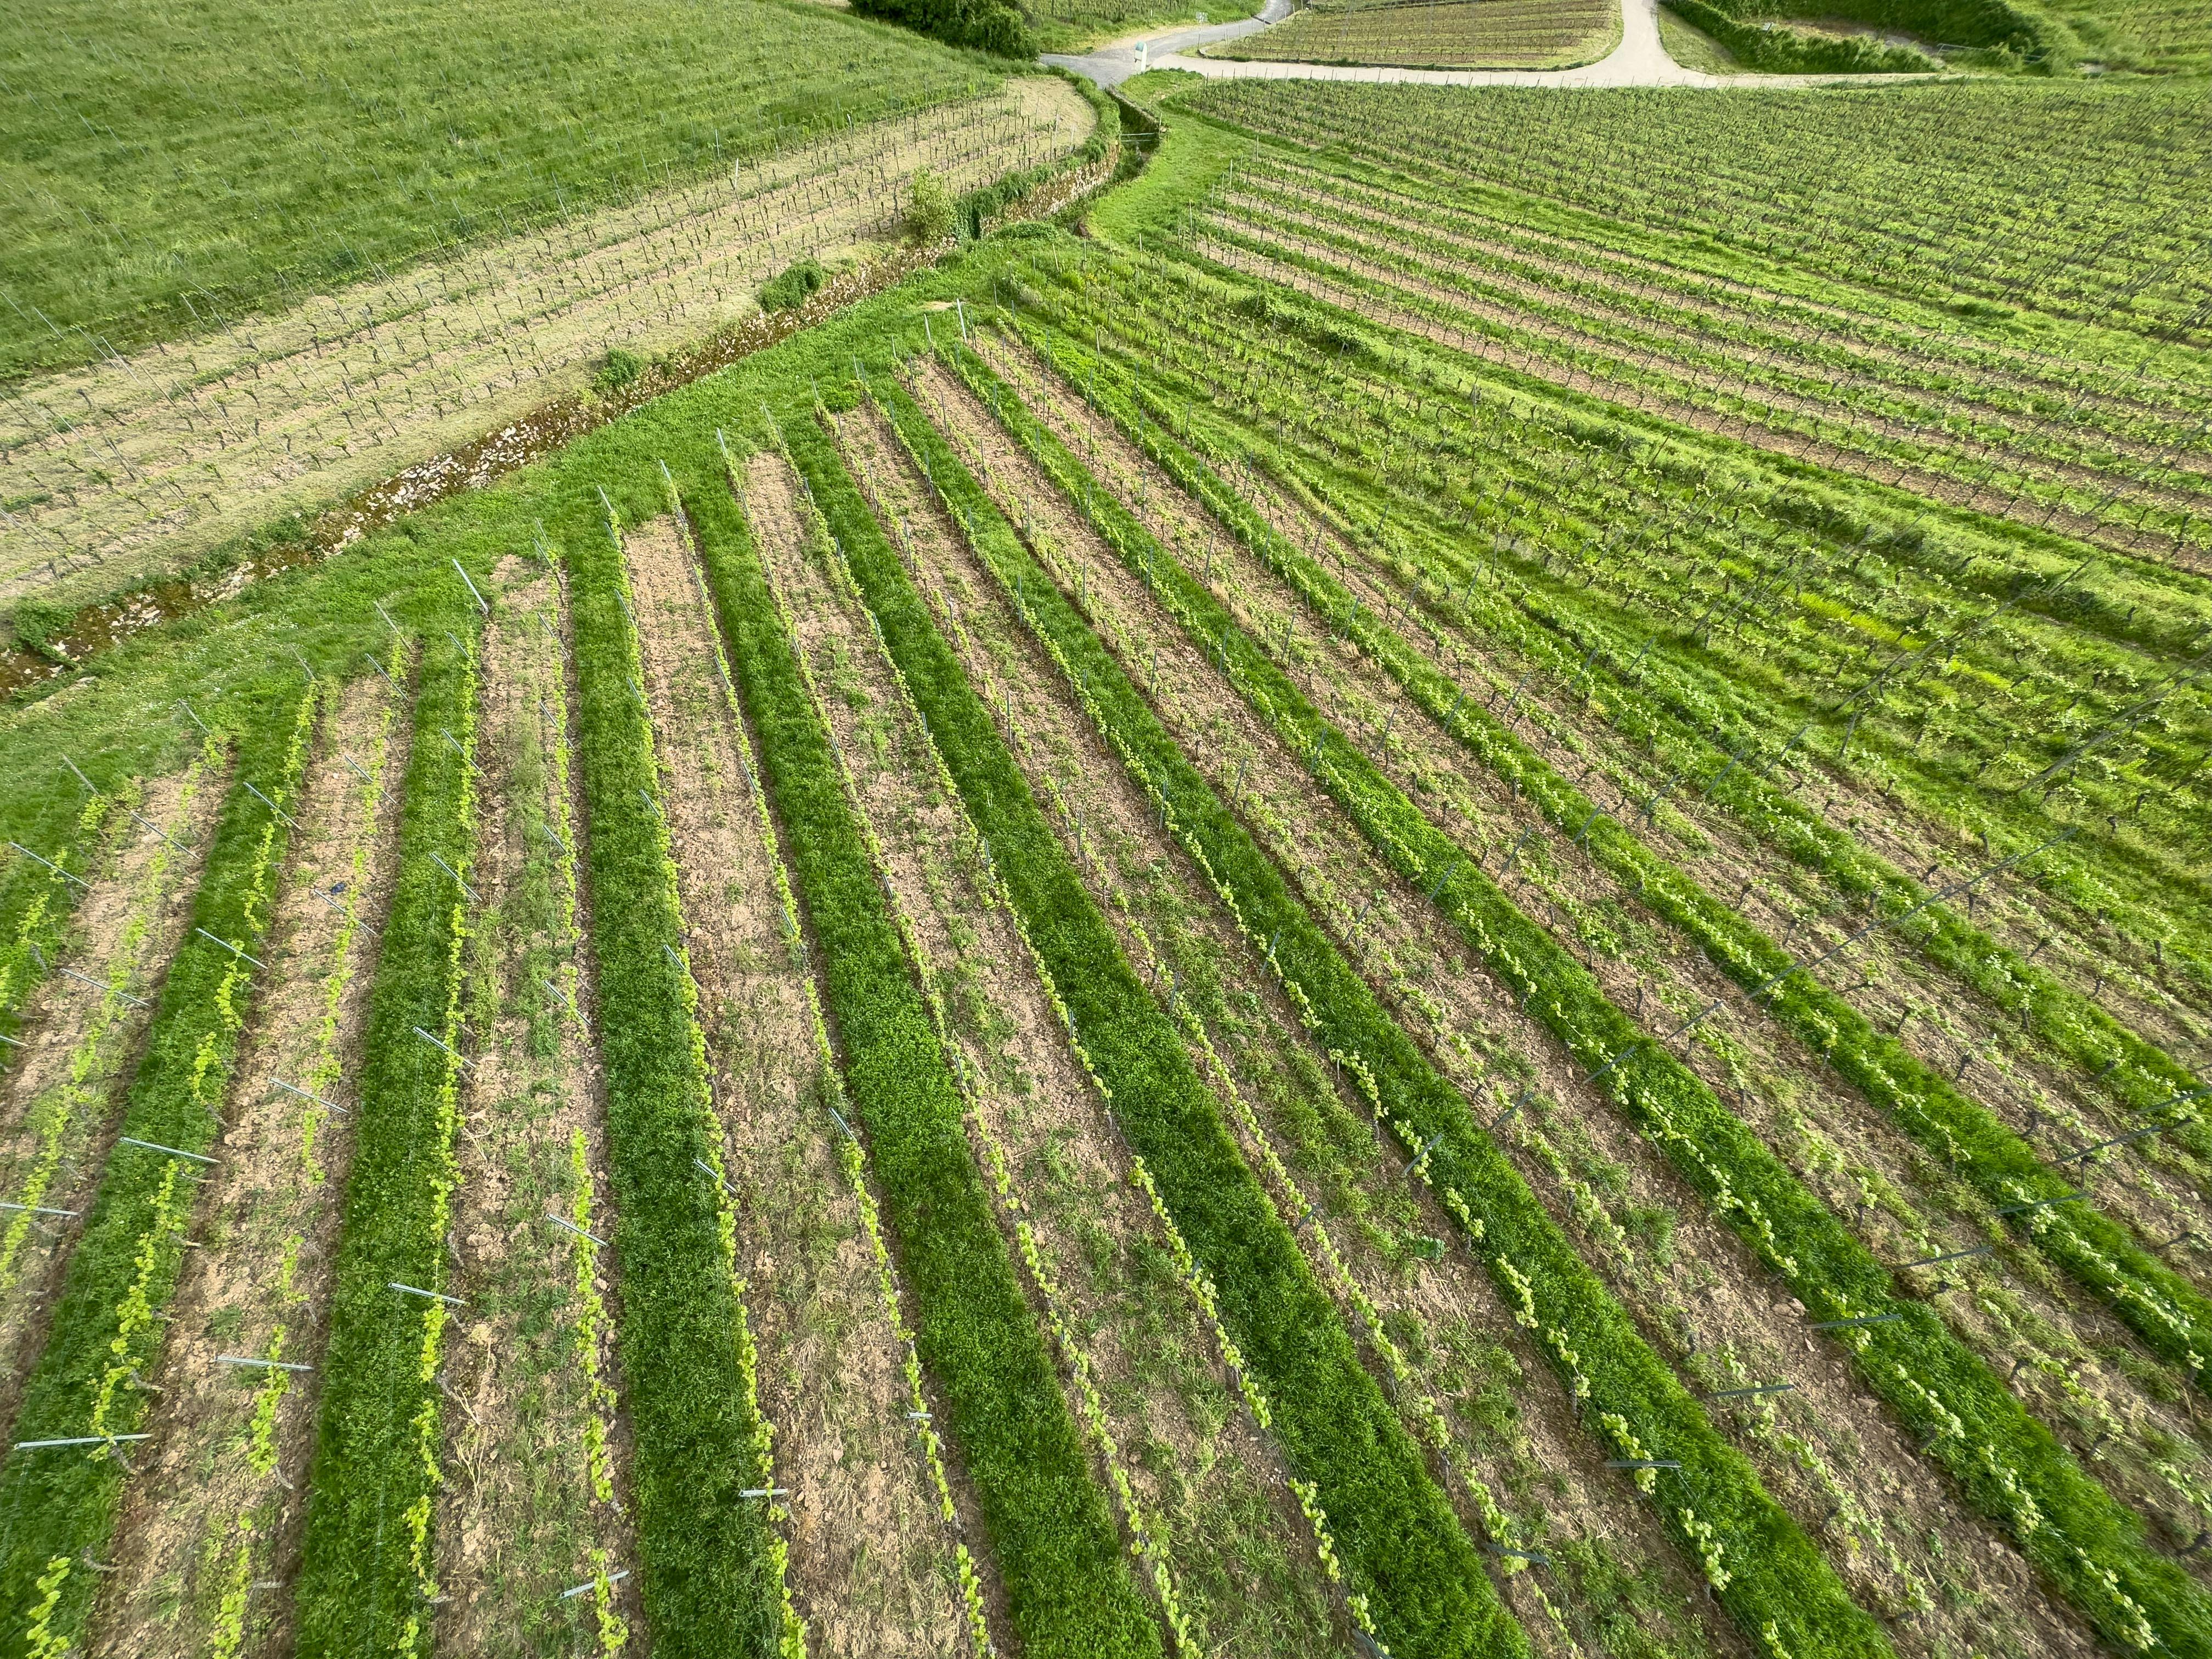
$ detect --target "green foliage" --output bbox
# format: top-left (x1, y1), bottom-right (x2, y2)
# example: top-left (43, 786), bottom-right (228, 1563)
top-left (759, 259), bottom-right (829, 315)
top-left (850, 0), bottom-right (1034, 58)
top-left (857, 375), bottom-right (1537, 1659)
top-left (0, 0), bottom-right (1004, 380)
top-left (293, 620), bottom-right (486, 1658)
top-left (908, 169), bottom-right (962, 246)
top-left (0, 680), bottom-right (317, 1656)
top-left (677, 432), bottom-right (1162, 1658)
top-left (592, 348), bottom-right (647, 397)
top-left (969, 327), bottom-right (2212, 1658)
top-left (5, 600), bottom-right (73, 664)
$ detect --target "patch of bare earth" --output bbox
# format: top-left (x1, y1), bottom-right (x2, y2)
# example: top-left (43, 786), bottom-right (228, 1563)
top-left (0, 765), bottom-right (217, 1440)
top-left (432, 557), bottom-right (642, 1654)
top-left (622, 509), bottom-right (965, 1656)
top-left (858, 386), bottom-right (1749, 1659)
top-left (89, 675), bottom-right (403, 1658)
top-left (788, 416), bottom-right (1345, 1657)
top-left (913, 354), bottom-right (2097, 1657)
top-left (973, 335), bottom-right (2212, 1556)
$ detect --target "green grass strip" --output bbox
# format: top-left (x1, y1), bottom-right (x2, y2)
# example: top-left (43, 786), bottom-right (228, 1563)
top-left (295, 613), bottom-right (486, 1657)
top-left (0, 680), bottom-right (315, 1656)
top-left (944, 336), bottom-right (2212, 1659)
top-left (526, 499), bottom-right (797, 1658)
top-left (663, 447), bottom-right (1161, 1659)
top-left (879, 357), bottom-right (1884, 1659)
top-left (814, 376), bottom-right (1531, 1659)
top-left (1031, 327), bottom-right (2212, 1397)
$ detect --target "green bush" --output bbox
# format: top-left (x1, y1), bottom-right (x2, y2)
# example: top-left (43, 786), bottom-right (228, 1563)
top-left (907, 168), bottom-right (961, 246)
top-left (592, 347), bottom-right (646, 397)
top-left (759, 257), bottom-right (828, 315)
top-left (850, 0), bottom-right (1034, 57)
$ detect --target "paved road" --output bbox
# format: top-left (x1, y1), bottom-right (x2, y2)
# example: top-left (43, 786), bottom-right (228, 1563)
top-left (1042, 0), bottom-right (1293, 88)
top-left (1046, 0), bottom-right (1943, 89)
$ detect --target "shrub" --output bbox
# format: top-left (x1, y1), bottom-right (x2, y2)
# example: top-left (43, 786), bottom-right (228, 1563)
top-left (907, 168), bottom-right (960, 246)
top-left (759, 257), bottom-right (828, 315)
top-left (590, 348), bottom-right (644, 397)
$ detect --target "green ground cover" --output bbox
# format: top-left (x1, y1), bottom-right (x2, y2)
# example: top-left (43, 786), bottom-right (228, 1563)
top-left (0, 0), bottom-right (1004, 380)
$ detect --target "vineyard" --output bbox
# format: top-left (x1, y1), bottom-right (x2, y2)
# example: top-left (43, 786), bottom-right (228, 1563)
top-left (1206, 0), bottom-right (1620, 71)
top-left (1, 29), bottom-right (2209, 1659)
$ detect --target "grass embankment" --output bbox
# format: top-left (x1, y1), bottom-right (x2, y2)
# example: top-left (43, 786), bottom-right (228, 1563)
top-left (672, 438), bottom-right (1165, 1658)
top-left (0, 0), bottom-right (1010, 381)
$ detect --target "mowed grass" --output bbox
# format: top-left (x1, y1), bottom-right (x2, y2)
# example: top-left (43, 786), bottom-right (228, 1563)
top-left (0, 0), bottom-right (1002, 381)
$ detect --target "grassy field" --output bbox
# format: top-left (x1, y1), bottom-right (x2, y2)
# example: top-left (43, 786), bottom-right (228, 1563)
top-left (1030, 0), bottom-right (1265, 56)
top-left (0, 0), bottom-right (1011, 383)
top-left (0, 78), bottom-right (1099, 622)
top-left (1208, 0), bottom-right (1619, 69)
top-left (2, 35), bottom-right (2210, 1659)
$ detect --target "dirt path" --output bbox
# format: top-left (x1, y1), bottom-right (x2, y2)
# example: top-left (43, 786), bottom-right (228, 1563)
top-left (0, 766), bottom-right (217, 1443)
top-left (864, 380), bottom-right (1777, 1658)
top-left (89, 675), bottom-right (403, 1659)
top-left (803, 408), bottom-right (1351, 1657)
top-left (622, 511), bottom-right (969, 1657)
top-left (969, 334), bottom-right (2212, 1541)
top-left (1047, 0), bottom-right (1944, 89)
top-left (912, 353), bottom-right (2098, 1657)
top-left (432, 557), bottom-right (642, 1655)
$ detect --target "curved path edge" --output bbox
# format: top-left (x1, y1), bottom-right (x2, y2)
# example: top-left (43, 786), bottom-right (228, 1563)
top-left (1045, 0), bottom-right (1951, 91)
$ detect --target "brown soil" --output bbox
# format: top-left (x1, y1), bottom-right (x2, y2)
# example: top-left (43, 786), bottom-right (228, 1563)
top-left (622, 506), bottom-right (967, 1657)
top-left (432, 557), bottom-right (644, 1654)
top-left (859, 381), bottom-right (1756, 1659)
top-left (1193, 233), bottom-right (2205, 574)
top-left (797, 410), bottom-right (1350, 1657)
top-left (89, 673), bottom-right (405, 1658)
top-left (912, 353), bottom-right (2098, 1656)
top-left (0, 765), bottom-right (218, 1442)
